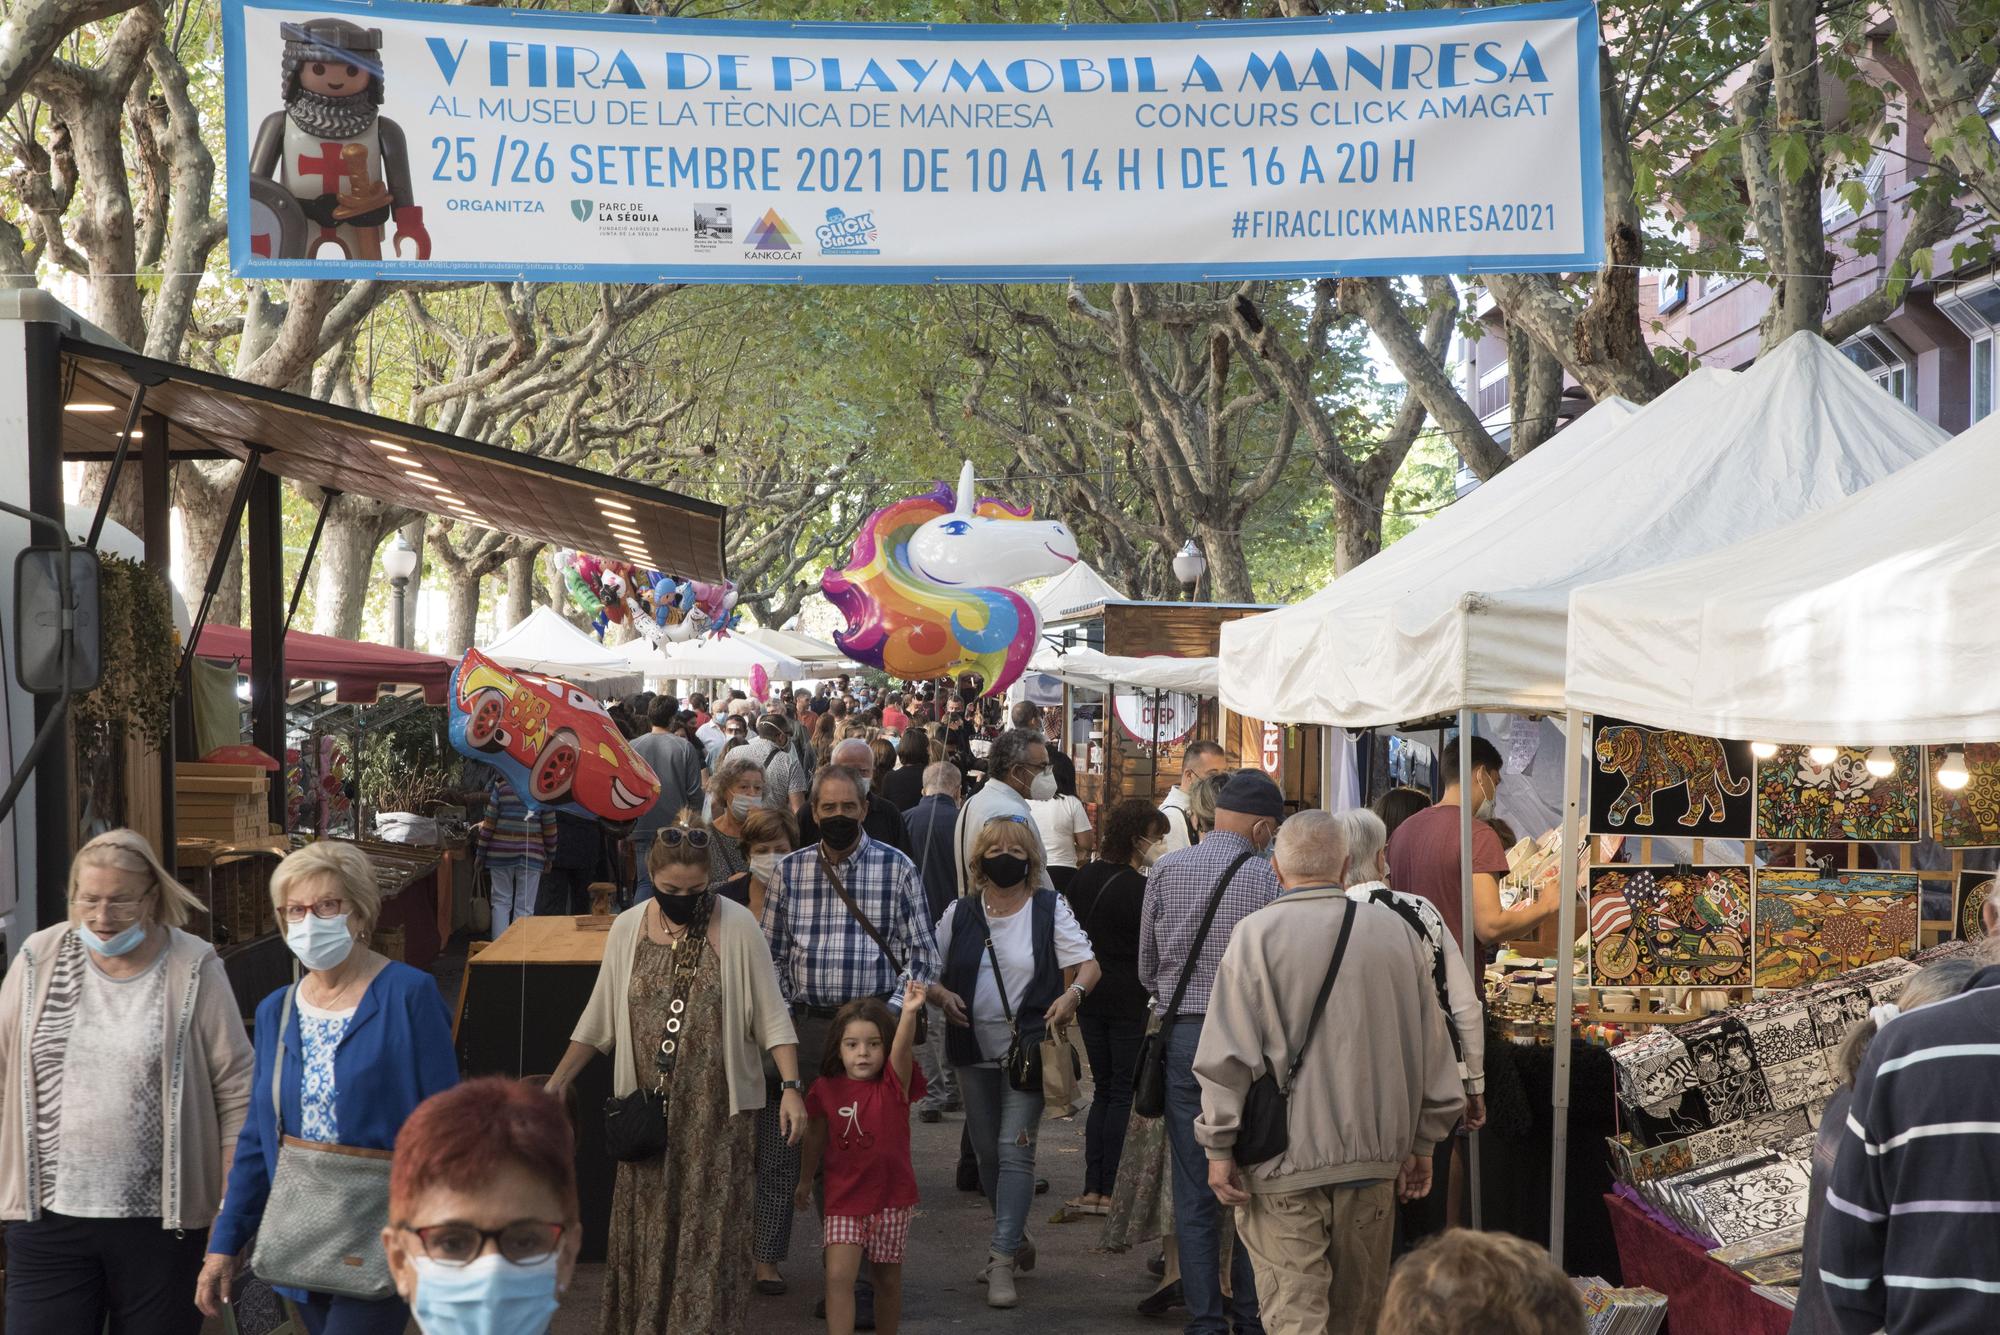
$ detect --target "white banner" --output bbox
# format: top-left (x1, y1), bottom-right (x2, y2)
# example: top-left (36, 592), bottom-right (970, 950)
top-left (223, 0), bottom-right (1601, 284)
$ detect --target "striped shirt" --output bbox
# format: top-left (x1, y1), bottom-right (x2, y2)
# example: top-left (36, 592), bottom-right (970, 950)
top-left (1819, 964), bottom-right (2000, 1334)
top-left (477, 777), bottom-right (556, 869)
top-left (1138, 831), bottom-right (1280, 1018)
top-left (763, 834), bottom-right (941, 1009)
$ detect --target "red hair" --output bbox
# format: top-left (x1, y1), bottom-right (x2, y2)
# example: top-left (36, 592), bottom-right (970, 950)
top-left (390, 1077), bottom-right (578, 1222)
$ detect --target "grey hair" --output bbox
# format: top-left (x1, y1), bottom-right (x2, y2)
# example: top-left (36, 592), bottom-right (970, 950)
top-left (1273, 810), bottom-right (1347, 886)
top-left (1329, 808), bottom-right (1388, 886)
top-left (830, 737), bottom-right (874, 769)
top-left (1835, 956), bottom-right (1982, 1084)
top-left (810, 763), bottom-right (865, 808)
top-left (923, 761), bottom-right (963, 796)
top-left (709, 755), bottom-right (764, 801)
top-left (987, 727), bottom-right (1047, 779)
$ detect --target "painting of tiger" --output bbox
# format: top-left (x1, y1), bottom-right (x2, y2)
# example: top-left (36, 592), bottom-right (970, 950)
top-left (1595, 725), bottom-right (1750, 828)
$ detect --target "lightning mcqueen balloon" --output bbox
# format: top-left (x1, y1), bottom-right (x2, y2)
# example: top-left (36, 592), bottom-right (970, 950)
top-left (448, 648), bottom-right (659, 825)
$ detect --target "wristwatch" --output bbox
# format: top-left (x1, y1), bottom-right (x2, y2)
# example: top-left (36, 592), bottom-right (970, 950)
top-left (779, 1078), bottom-right (805, 1092)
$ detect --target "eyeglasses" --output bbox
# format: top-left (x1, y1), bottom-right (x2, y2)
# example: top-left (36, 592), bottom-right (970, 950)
top-left (397, 1220), bottom-right (565, 1267)
top-left (74, 892), bottom-right (150, 919)
top-left (281, 897), bottom-right (348, 924)
top-left (658, 828), bottom-right (711, 849)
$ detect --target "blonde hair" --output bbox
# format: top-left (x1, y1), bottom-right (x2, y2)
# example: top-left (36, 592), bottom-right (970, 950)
top-left (268, 840), bottom-right (384, 936)
top-left (70, 829), bottom-right (204, 930)
top-left (968, 816), bottom-right (1044, 894)
top-left (1379, 1229), bottom-right (1584, 1335)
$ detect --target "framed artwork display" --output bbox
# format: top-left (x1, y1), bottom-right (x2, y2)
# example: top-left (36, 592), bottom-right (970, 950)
top-left (1929, 744), bottom-right (2000, 847)
top-left (1959, 871), bottom-right (1996, 946)
top-left (1587, 865), bottom-right (1752, 987)
top-left (1753, 869), bottom-right (1921, 987)
top-left (1588, 718), bottom-right (1753, 838)
top-left (1754, 745), bottom-right (1922, 842)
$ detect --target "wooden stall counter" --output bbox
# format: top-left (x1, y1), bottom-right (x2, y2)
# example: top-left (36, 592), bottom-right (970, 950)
top-left (467, 913), bottom-right (615, 968)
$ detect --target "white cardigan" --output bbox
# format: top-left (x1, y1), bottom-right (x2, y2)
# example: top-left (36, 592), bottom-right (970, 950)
top-left (571, 897), bottom-right (798, 1115)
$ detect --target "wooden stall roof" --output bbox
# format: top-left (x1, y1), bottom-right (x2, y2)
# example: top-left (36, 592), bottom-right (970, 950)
top-left (56, 338), bottom-right (726, 581)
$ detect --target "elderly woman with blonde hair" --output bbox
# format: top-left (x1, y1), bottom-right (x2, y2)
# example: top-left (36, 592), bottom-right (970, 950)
top-left (197, 840), bottom-right (458, 1335)
top-left (0, 830), bottom-right (253, 1334)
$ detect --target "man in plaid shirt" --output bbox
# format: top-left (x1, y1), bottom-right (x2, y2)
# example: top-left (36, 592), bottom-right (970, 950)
top-left (1140, 769), bottom-right (1285, 1335)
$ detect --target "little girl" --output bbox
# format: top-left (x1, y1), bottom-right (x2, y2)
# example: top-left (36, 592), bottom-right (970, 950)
top-left (797, 980), bottom-right (928, 1335)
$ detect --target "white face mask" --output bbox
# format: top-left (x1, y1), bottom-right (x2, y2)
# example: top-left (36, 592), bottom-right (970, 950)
top-left (1137, 841), bottom-right (1161, 869)
top-left (286, 912), bottom-right (356, 973)
top-left (1474, 778), bottom-right (1496, 821)
top-left (749, 852), bottom-right (781, 883)
top-left (1029, 771), bottom-right (1059, 802)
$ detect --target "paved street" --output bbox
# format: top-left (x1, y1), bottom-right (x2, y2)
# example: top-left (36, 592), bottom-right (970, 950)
top-left (550, 1102), bottom-right (1173, 1333)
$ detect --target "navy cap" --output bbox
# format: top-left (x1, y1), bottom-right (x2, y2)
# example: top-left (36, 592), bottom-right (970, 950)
top-left (1216, 770), bottom-right (1285, 820)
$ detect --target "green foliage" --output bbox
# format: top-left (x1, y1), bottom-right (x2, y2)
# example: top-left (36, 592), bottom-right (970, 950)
top-left (74, 555), bottom-right (180, 755)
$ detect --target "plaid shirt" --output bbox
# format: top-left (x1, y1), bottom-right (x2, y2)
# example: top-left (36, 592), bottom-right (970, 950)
top-left (1138, 831), bottom-right (1280, 1018)
top-left (763, 834), bottom-right (941, 1009)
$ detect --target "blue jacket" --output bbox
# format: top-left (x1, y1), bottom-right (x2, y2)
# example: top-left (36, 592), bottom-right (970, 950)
top-left (903, 794), bottom-right (960, 922)
top-left (210, 962), bottom-right (458, 1269)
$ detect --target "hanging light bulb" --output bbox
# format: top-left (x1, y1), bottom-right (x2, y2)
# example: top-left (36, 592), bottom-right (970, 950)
top-left (1808, 745), bottom-right (1840, 766)
top-left (1865, 746), bottom-right (1897, 778)
top-left (1939, 750), bottom-right (1972, 792)
top-left (1750, 741), bottom-right (1778, 760)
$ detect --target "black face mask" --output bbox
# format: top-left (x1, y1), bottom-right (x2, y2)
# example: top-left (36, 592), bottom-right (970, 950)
top-left (653, 889), bottom-right (709, 925)
top-left (818, 814), bottom-right (862, 850)
top-left (980, 853), bottom-right (1031, 888)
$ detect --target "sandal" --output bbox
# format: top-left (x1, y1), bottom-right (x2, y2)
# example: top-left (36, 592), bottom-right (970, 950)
top-left (1064, 1195), bottom-right (1110, 1216)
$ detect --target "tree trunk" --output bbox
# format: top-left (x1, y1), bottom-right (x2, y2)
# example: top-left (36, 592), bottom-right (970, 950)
top-left (1765, 0), bottom-right (1829, 345)
top-left (443, 571), bottom-right (481, 657)
top-left (1343, 277), bottom-right (1508, 479)
top-left (1333, 481), bottom-right (1390, 575)
top-left (398, 519), bottom-right (425, 647)
top-left (311, 499), bottom-right (397, 640)
top-left (502, 550), bottom-right (536, 629)
top-left (1886, 0), bottom-right (2000, 219)
top-left (176, 463), bottom-right (242, 626)
top-left (1197, 520), bottom-right (1253, 602)
top-left (1508, 328), bottom-right (1566, 459)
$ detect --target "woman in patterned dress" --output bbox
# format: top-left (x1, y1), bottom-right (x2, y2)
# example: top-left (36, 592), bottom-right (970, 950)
top-left (545, 827), bottom-right (805, 1334)
top-left (0, 830), bottom-right (254, 1334)
top-left (198, 841), bottom-right (459, 1334)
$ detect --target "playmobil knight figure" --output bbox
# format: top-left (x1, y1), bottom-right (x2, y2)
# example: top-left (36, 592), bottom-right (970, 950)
top-left (251, 18), bottom-right (430, 262)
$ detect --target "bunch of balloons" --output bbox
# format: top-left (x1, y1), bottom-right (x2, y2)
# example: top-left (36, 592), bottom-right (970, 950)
top-left (553, 549), bottom-right (739, 645)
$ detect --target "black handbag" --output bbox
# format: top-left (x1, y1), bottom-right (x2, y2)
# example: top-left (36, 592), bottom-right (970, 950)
top-left (984, 934), bottom-right (1044, 1094)
top-left (1233, 899), bottom-right (1356, 1166)
top-left (1133, 850), bottom-right (1259, 1118)
top-left (604, 900), bottom-right (709, 1162)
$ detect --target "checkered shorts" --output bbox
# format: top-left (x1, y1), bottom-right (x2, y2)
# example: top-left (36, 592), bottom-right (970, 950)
top-left (822, 1205), bottom-right (913, 1263)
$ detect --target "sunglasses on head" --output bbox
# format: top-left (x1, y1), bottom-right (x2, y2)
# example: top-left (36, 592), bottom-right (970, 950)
top-left (658, 828), bottom-right (711, 849)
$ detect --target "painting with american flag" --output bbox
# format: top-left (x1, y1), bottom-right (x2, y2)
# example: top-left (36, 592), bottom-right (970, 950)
top-left (1587, 865), bottom-right (1752, 988)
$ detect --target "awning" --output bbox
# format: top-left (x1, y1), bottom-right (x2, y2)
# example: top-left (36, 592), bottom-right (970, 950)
top-left (738, 626), bottom-right (856, 668)
top-left (195, 624), bottom-right (455, 704)
top-left (480, 607), bottom-right (638, 685)
top-left (625, 635), bottom-right (808, 682)
top-left (1029, 646), bottom-right (1219, 695)
top-left (57, 339), bottom-right (726, 580)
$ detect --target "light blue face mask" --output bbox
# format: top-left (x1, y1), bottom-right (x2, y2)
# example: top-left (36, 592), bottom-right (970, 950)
top-left (285, 912), bottom-right (356, 973)
top-left (78, 920), bottom-right (148, 957)
top-left (410, 1252), bottom-right (560, 1335)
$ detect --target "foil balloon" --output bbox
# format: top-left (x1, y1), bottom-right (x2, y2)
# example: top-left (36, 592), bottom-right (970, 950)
top-left (751, 664), bottom-right (770, 702)
top-left (822, 461), bottom-right (1077, 696)
top-left (449, 648), bottom-right (659, 825)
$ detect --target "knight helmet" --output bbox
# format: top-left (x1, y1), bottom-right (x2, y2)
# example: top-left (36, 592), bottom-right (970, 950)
top-left (280, 18), bottom-right (386, 106)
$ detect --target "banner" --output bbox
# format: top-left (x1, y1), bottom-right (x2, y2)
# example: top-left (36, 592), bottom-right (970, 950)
top-left (222, 0), bottom-right (1602, 284)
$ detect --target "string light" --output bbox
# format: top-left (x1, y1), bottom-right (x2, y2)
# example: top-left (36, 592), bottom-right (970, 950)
top-left (1939, 750), bottom-right (1972, 792)
top-left (1865, 746), bottom-right (1897, 778)
top-left (1808, 745), bottom-right (1839, 766)
top-left (1751, 741), bottom-right (1778, 759)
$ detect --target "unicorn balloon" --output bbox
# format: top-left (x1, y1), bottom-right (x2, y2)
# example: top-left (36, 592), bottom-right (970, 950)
top-left (823, 461), bottom-right (1078, 696)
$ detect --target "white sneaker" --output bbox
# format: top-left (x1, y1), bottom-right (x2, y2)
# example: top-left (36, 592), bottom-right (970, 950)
top-left (985, 1251), bottom-right (1018, 1308)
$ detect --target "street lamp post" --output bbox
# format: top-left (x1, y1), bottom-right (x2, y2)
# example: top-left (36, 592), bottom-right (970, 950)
top-left (1172, 539), bottom-right (1207, 603)
top-left (383, 534), bottom-right (418, 650)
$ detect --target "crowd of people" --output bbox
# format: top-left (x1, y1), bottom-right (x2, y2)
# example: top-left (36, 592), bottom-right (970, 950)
top-left (3, 678), bottom-right (1989, 1335)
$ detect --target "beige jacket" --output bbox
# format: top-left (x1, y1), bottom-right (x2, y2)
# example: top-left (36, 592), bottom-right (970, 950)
top-left (572, 897), bottom-right (797, 1115)
top-left (1194, 887), bottom-right (1464, 1193)
top-left (0, 924), bottom-right (255, 1229)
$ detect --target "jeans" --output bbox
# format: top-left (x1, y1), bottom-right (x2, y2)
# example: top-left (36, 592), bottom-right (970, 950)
top-left (1079, 1010), bottom-right (1146, 1197)
top-left (1167, 1019), bottom-right (1264, 1334)
top-left (957, 1063), bottom-right (1045, 1258)
top-left (294, 1292), bottom-right (413, 1334)
top-left (915, 1002), bottom-right (958, 1110)
top-left (486, 863), bottom-right (542, 938)
top-left (3, 1212), bottom-right (207, 1335)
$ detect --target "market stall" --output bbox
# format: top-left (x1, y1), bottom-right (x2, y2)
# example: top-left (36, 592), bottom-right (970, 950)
top-left (1218, 332), bottom-right (1951, 1251)
top-left (736, 626), bottom-right (861, 677)
top-left (625, 633), bottom-right (808, 686)
top-left (481, 606), bottom-right (644, 690)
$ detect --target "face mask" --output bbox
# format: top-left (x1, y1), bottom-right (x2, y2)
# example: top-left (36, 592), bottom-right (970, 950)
top-left (817, 815), bottom-right (862, 850)
top-left (749, 852), bottom-right (781, 883)
top-left (653, 889), bottom-right (708, 926)
top-left (980, 853), bottom-right (1031, 888)
top-left (1474, 781), bottom-right (1496, 821)
top-left (855, 777), bottom-right (872, 800)
top-left (729, 795), bottom-right (759, 821)
top-left (1028, 771), bottom-right (1059, 801)
top-left (286, 913), bottom-right (356, 973)
top-left (409, 1252), bottom-right (560, 1335)
top-left (1137, 841), bottom-right (1161, 870)
top-left (78, 920), bottom-right (148, 957)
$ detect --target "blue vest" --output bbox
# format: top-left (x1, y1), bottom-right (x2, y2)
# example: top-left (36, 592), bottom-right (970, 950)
top-left (942, 890), bottom-right (1065, 1067)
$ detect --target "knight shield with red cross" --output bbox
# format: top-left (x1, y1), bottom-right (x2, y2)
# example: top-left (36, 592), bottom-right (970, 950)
top-left (249, 18), bottom-right (430, 263)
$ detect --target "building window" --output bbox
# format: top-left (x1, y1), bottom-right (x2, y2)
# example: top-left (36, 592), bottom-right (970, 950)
top-left (1839, 331), bottom-right (1912, 405)
top-left (1976, 336), bottom-right (1994, 423)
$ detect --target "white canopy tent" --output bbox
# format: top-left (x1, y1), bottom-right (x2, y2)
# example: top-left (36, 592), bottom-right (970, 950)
top-left (1567, 408), bottom-right (2000, 747)
top-left (1032, 561), bottom-right (1128, 624)
top-left (1028, 646), bottom-right (1219, 695)
top-left (1218, 331), bottom-right (1952, 1260)
top-left (626, 634), bottom-right (809, 683)
top-left (480, 607), bottom-right (640, 686)
top-left (739, 626), bottom-right (859, 675)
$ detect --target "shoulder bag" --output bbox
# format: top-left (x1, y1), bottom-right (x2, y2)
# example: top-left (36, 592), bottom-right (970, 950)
top-left (249, 985), bottom-right (396, 1300)
top-left (1132, 849), bottom-right (1258, 1118)
top-left (1233, 899), bottom-right (1357, 1166)
top-left (604, 898), bottom-right (711, 1161)
top-left (982, 931), bottom-right (1064, 1095)
top-left (821, 852), bottom-right (927, 1045)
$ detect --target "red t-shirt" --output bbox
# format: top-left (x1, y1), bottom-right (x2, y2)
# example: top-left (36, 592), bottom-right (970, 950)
top-left (806, 1064), bottom-right (927, 1217)
top-left (1385, 803), bottom-right (1511, 961)
top-left (882, 706), bottom-right (909, 732)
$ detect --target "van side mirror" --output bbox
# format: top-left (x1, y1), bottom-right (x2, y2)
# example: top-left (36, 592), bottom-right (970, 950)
top-left (14, 547), bottom-right (101, 695)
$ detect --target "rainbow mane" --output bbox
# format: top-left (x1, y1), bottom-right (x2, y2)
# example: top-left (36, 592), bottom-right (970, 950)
top-left (821, 481), bottom-right (1039, 691)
